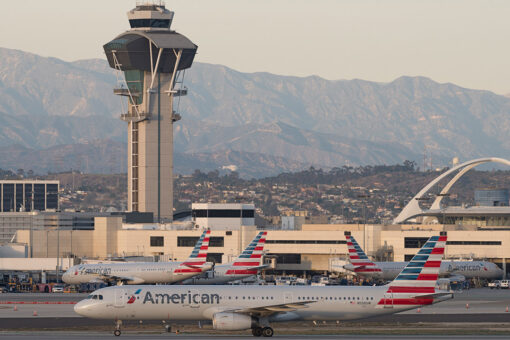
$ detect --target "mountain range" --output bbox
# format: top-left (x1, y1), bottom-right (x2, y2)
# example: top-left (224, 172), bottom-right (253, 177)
top-left (0, 47), bottom-right (509, 177)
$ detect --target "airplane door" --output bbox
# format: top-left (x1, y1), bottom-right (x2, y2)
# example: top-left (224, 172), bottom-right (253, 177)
top-left (284, 292), bottom-right (293, 304)
top-left (114, 288), bottom-right (125, 308)
top-left (383, 292), bottom-right (393, 308)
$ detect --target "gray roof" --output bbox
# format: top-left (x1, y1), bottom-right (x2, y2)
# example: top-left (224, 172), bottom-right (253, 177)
top-left (115, 30), bottom-right (197, 50)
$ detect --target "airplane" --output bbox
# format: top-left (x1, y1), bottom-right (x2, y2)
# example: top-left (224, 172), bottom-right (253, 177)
top-left (342, 232), bottom-right (503, 282)
top-left (182, 231), bottom-right (268, 285)
top-left (74, 232), bottom-right (452, 337)
top-left (62, 230), bottom-right (213, 285)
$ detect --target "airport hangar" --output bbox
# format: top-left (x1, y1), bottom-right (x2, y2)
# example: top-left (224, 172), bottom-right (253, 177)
top-left (10, 202), bottom-right (510, 278)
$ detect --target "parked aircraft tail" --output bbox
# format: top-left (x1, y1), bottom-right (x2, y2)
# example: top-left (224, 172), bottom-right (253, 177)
top-left (344, 231), bottom-right (381, 275)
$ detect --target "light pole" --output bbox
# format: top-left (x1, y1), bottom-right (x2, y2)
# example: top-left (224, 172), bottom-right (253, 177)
top-left (357, 194), bottom-right (370, 252)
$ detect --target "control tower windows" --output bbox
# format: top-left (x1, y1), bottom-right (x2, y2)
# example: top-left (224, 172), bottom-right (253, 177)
top-left (129, 19), bottom-right (170, 29)
top-left (124, 70), bottom-right (144, 105)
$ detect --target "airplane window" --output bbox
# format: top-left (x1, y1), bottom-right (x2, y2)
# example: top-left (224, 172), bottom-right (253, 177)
top-left (348, 297), bottom-right (350, 300)
top-left (229, 296), bottom-right (231, 300)
top-left (357, 297), bottom-right (360, 300)
top-left (262, 297), bottom-right (265, 300)
top-left (243, 296), bottom-right (245, 300)
top-left (371, 297), bottom-right (374, 300)
top-left (271, 297), bottom-right (274, 300)
top-left (248, 296), bottom-right (251, 300)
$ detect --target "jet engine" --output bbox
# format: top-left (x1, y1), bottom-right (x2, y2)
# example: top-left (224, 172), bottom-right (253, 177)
top-left (212, 312), bottom-right (255, 330)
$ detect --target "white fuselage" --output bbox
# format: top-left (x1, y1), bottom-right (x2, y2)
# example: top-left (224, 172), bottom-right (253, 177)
top-left (74, 284), bottom-right (446, 323)
top-left (181, 263), bottom-right (257, 285)
top-left (356, 261), bottom-right (503, 281)
top-left (62, 262), bottom-right (207, 285)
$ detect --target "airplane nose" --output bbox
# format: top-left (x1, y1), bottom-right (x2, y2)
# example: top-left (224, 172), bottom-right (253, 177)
top-left (74, 300), bottom-right (94, 317)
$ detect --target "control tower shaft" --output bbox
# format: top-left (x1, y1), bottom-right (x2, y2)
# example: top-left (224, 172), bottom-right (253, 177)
top-left (103, 2), bottom-right (197, 222)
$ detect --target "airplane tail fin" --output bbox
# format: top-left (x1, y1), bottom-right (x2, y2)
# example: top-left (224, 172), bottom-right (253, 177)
top-left (182, 229), bottom-right (210, 267)
top-left (226, 231), bottom-right (267, 275)
top-left (344, 231), bottom-right (381, 274)
top-left (380, 232), bottom-right (448, 307)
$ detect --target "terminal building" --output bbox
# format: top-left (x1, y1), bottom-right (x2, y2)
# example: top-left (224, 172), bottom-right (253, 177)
top-left (0, 180), bottom-right (59, 212)
top-left (13, 215), bottom-right (510, 277)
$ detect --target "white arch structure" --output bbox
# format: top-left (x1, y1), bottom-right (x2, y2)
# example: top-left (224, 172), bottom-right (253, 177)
top-left (393, 157), bottom-right (510, 224)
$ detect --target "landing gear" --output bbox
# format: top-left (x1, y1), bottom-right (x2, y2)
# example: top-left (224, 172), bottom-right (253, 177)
top-left (114, 320), bottom-right (122, 336)
top-left (262, 327), bottom-right (274, 337)
top-left (164, 324), bottom-right (172, 333)
top-left (252, 327), bottom-right (263, 337)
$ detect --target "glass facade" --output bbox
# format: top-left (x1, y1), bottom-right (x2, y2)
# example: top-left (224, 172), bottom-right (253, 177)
top-left (192, 209), bottom-right (255, 218)
top-left (2, 184), bottom-right (14, 212)
top-left (150, 236), bottom-right (164, 247)
top-left (129, 19), bottom-right (170, 29)
top-left (1, 181), bottom-right (59, 212)
top-left (266, 240), bottom-right (346, 244)
top-left (404, 237), bottom-right (429, 248)
top-left (475, 189), bottom-right (509, 207)
top-left (209, 236), bottom-right (224, 247)
top-left (268, 253), bottom-right (301, 264)
top-left (207, 253), bottom-right (223, 264)
top-left (439, 215), bottom-right (510, 227)
top-left (177, 236), bottom-right (199, 247)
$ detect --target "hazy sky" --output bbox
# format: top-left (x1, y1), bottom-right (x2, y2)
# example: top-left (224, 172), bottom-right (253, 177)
top-left (1, 0), bottom-right (510, 94)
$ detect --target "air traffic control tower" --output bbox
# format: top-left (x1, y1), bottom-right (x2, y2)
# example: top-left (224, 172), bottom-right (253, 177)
top-left (103, 2), bottom-right (197, 222)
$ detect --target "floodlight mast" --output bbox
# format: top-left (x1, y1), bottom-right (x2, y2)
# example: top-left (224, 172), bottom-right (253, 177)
top-left (103, 2), bottom-right (197, 222)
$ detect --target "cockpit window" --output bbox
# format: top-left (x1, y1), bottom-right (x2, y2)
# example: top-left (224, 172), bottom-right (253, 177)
top-left (99, 295), bottom-right (103, 300)
top-left (92, 295), bottom-right (98, 300)
top-left (87, 295), bottom-right (93, 299)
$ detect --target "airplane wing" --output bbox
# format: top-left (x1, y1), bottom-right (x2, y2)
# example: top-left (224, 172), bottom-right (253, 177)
top-left (243, 264), bottom-right (269, 271)
top-left (226, 300), bottom-right (316, 317)
top-left (96, 273), bottom-right (145, 285)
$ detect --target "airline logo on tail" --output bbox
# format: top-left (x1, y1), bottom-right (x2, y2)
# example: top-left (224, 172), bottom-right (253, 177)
top-left (344, 232), bottom-right (381, 274)
top-left (226, 231), bottom-right (267, 275)
top-left (379, 233), bottom-right (447, 307)
top-left (175, 229), bottom-right (210, 273)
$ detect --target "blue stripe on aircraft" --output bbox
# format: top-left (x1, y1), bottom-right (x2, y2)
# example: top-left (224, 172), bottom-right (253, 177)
top-left (418, 248), bottom-right (433, 255)
top-left (401, 268), bottom-right (422, 274)
top-left (395, 274), bottom-right (419, 280)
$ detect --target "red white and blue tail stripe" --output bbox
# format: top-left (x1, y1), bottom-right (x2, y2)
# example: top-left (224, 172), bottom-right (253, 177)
top-left (226, 231), bottom-right (267, 275)
top-left (378, 232), bottom-right (447, 307)
top-left (344, 232), bottom-right (381, 275)
top-left (175, 229), bottom-right (210, 273)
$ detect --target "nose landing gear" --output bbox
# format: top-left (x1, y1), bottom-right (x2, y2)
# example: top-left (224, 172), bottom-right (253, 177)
top-left (114, 320), bottom-right (122, 336)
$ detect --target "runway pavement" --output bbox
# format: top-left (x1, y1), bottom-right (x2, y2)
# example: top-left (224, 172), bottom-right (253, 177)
top-left (1, 334), bottom-right (510, 340)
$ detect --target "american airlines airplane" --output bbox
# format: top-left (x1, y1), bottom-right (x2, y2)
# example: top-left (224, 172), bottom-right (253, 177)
top-left (63, 230), bottom-right (213, 285)
top-left (342, 232), bottom-right (503, 281)
top-left (182, 231), bottom-right (268, 285)
top-left (74, 233), bottom-right (452, 337)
